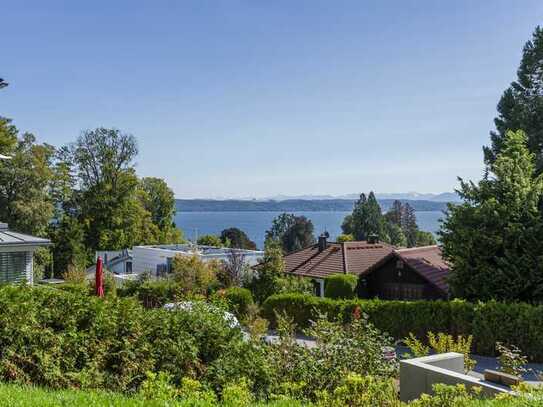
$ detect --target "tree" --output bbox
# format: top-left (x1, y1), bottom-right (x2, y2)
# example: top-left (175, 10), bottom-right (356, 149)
top-left (51, 216), bottom-right (88, 278)
top-left (485, 26), bottom-right (543, 171)
top-left (336, 234), bottom-right (354, 243)
top-left (220, 228), bottom-right (256, 250)
top-left (347, 192), bottom-right (387, 241)
top-left (265, 213), bottom-right (297, 243)
top-left (384, 221), bottom-right (407, 247)
top-left (197, 234), bottom-right (224, 247)
top-left (441, 130), bottom-right (543, 302)
top-left (248, 240), bottom-right (284, 303)
top-left (266, 213), bottom-right (315, 253)
top-left (0, 129), bottom-right (55, 236)
top-left (280, 215), bottom-right (315, 253)
top-left (400, 203), bottom-right (418, 247)
top-left (171, 254), bottom-right (218, 296)
top-left (138, 177), bottom-right (182, 243)
top-left (219, 249), bottom-right (247, 287)
top-left (416, 230), bottom-right (437, 247)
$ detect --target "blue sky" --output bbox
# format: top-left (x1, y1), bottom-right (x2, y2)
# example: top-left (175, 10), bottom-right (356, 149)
top-left (2, 1), bottom-right (542, 198)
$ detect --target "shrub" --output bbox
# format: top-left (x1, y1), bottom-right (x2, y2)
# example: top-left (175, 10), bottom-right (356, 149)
top-left (324, 274), bottom-right (358, 299)
top-left (262, 293), bottom-right (543, 362)
top-left (496, 342), bottom-right (527, 376)
top-left (221, 287), bottom-right (253, 319)
top-left (118, 279), bottom-right (181, 308)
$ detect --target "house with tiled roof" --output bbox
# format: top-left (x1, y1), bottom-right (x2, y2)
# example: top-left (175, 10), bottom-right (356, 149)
top-left (284, 235), bottom-right (449, 300)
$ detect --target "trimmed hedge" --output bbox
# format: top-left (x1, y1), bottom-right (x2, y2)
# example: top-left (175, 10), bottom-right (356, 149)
top-left (324, 274), bottom-right (357, 299)
top-left (261, 293), bottom-right (543, 361)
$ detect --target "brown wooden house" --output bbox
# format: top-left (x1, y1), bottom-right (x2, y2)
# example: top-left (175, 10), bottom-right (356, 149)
top-left (283, 235), bottom-right (449, 300)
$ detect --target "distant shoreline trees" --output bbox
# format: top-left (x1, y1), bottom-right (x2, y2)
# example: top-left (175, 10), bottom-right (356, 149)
top-left (341, 193), bottom-right (435, 248)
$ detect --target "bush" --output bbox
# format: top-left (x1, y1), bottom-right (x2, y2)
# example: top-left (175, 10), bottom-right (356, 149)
top-left (118, 279), bottom-right (181, 308)
top-left (0, 285), bottom-right (244, 392)
top-left (324, 274), bottom-right (358, 299)
top-left (221, 287), bottom-right (253, 319)
top-left (262, 293), bottom-right (543, 361)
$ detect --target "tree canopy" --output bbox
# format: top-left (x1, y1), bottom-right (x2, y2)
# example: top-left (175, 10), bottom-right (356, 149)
top-left (265, 213), bottom-right (315, 253)
top-left (441, 130), bottom-right (543, 302)
top-left (485, 26), bottom-right (543, 171)
top-left (220, 227), bottom-right (256, 250)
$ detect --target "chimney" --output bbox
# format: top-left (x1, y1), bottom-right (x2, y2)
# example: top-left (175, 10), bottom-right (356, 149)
top-left (318, 234), bottom-right (328, 252)
top-left (367, 233), bottom-right (379, 244)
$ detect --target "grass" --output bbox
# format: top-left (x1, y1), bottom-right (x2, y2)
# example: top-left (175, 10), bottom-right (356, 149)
top-left (0, 383), bottom-right (306, 407)
top-left (0, 382), bottom-right (541, 406)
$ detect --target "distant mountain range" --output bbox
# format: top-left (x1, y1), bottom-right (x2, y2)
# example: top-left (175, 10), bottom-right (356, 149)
top-left (175, 195), bottom-right (459, 213)
top-left (259, 192), bottom-right (461, 202)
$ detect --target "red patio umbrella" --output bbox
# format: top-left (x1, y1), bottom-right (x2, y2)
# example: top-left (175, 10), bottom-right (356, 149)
top-left (95, 256), bottom-right (104, 298)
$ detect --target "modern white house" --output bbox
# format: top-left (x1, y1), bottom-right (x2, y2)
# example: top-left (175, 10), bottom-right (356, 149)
top-left (93, 244), bottom-right (264, 283)
top-left (132, 244), bottom-right (264, 277)
top-left (0, 222), bottom-right (51, 284)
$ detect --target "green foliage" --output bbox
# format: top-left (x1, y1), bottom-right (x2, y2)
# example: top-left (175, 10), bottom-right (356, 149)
top-left (51, 216), bottom-right (87, 278)
top-left (336, 233), bottom-right (354, 243)
top-left (262, 294), bottom-right (543, 362)
top-left (276, 275), bottom-right (314, 296)
top-left (265, 213), bottom-right (316, 253)
top-left (347, 192), bottom-right (387, 241)
top-left (138, 371), bottom-right (179, 401)
top-left (404, 333), bottom-right (430, 358)
top-left (0, 285), bottom-right (244, 393)
top-left (485, 26), bottom-right (543, 170)
top-left (441, 130), bottom-right (543, 301)
top-left (496, 342), bottom-right (527, 376)
top-left (0, 126), bottom-right (55, 236)
top-left (139, 177), bottom-right (183, 243)
top-left (118, 278), bottom-right (181, 308)
top-left (315, 374), bottom-right (400, 407)
top-left (220, 228), bottom-right (256, 250)
top-left (198, 234), bottom-right (224, 247)
top-left (221, 287), bottom-right (254, 319)
top-left (324, 273), bottom-right (358, 299)
top-left (247, 241), bottom-right (284, 303)
top-left (408, 384), bottom-right (482, 407)
top-left (415, 230), bottom-right (436, 247)
top-left (427, 332), bottom-right (475, 373)
top-left (171, 255), bottom-right (218, 296)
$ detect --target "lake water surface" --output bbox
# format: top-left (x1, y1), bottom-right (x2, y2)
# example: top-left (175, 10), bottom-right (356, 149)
top-left (175, 211), bottom-right (444, 249)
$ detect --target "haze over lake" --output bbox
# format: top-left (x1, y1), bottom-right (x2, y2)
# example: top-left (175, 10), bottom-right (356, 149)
top-left (175, 210), bottom-right (443, 249)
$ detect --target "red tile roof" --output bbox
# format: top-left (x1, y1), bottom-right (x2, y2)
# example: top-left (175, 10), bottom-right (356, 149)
top-left (285, 241), bottom-right (394, 279)
top-left (394, 245), bottom-right (449, 294)
top-left (284, 242), bottom-right (450, 295)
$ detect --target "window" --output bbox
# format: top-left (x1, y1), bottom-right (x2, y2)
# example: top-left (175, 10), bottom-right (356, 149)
top-left (0, 252), bottom-right (29, 283)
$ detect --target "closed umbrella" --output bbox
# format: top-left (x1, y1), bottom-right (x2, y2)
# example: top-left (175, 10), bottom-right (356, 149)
top-left (95, 256), bottom-right (104, 298)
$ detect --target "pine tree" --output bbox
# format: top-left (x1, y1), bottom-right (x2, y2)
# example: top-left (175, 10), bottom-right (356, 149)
top-left (441, 130), bottom-right (543, 301)
top-left (485, 26), bottom-right (543, 170)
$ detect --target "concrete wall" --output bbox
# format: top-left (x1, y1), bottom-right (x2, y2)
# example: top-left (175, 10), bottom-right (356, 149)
top-left (400, 353), bottom-right (511, 402)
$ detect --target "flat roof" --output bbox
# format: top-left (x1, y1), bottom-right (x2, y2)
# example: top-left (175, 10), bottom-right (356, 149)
top-left (136, 244), bottom-right (263, 255)
top-left (0, 223), bottom-right (51, 246)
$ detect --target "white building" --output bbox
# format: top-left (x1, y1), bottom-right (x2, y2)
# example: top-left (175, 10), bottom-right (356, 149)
top-left (0, 222), bottom-right (51, 284)
top-left (132, 244), bottom-right (264, 277)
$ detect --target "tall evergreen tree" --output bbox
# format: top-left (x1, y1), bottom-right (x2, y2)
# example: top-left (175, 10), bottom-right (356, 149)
top-left (441, 130), bottom-right (543, 302)
top-left (401, 203), bottom-right (419, 247)
top-left (348, 192), bottom-right (387, 241)
top-left (485, 26), bottom-right (543, 170)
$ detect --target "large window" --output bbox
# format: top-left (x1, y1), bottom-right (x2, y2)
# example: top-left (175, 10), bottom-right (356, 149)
top-left (0, 252), bottom-right (29, 283)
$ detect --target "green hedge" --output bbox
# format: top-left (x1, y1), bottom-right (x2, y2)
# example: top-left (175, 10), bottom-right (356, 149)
top-left (0, 285), bottom-right (248, 392)
top-left (261, 293), bottom-right (543, 361)
top-left (324, 273), bottom-right (357, 299)
top-left (222, 287), bottom-right (253, 319)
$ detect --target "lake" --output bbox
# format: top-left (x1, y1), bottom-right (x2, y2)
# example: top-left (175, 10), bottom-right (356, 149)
top-left (175, 210), bottom-right (444, 249)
